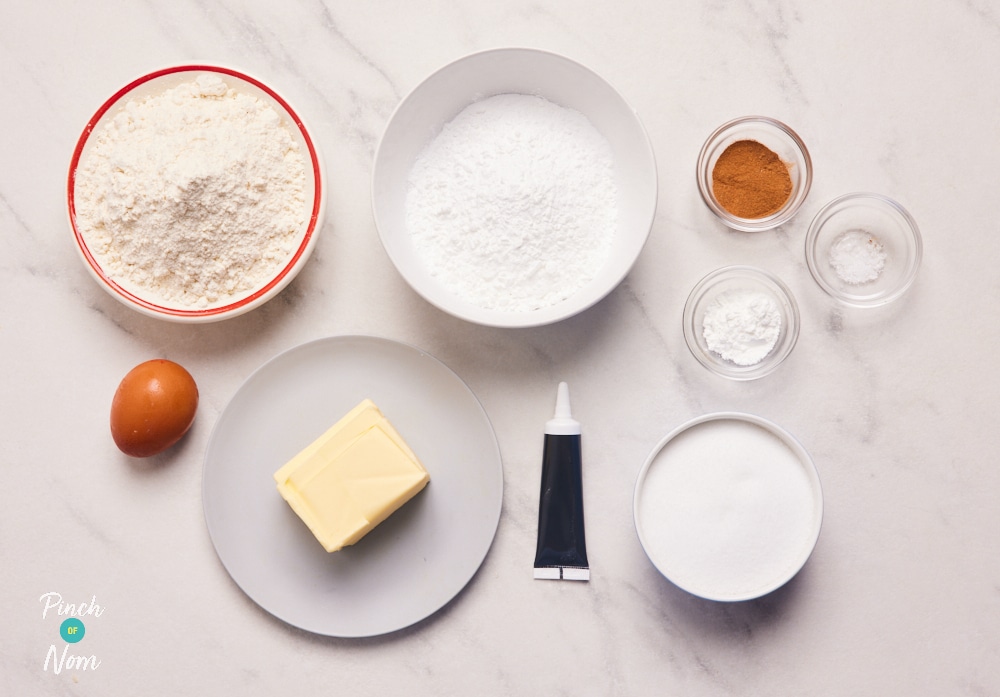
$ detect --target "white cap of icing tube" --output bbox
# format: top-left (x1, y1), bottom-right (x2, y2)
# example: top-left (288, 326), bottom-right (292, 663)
top-left (545, 382), bottom-right (581, 436)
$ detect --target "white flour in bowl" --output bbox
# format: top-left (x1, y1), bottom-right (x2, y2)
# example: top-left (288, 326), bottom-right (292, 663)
top-left (405, 94), bottom-right (618, 313)
top-left (74, 73), bottom-right (308, 309)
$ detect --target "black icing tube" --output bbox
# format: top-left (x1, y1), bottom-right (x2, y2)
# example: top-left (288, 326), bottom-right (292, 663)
top-left (533, 382), bottom-right (590, 581)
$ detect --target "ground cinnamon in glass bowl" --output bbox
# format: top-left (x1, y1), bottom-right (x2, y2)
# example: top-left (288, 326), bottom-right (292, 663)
top-left (712, 140), bottom-right (792, 218)
top-left (697, 116), bottom-right (812, 232)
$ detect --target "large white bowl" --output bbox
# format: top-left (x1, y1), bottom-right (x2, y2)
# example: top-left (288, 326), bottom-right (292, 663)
top-left (68, 65), bottom-right (326, 323)
top-left (634, 413), bottom-right (823, 602)
top-left (371, 48), bottom-right (657, 328)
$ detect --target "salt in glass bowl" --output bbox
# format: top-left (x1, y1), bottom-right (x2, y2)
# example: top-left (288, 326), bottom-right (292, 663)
top-left (804, 192), bottom-right (922, 308)
top-left (683, 265), bottom-right (800, 380)
top-left (371, 48), bottom-right (658, 328)
top-left (696, 116), bottom-right (812, 232)
top-left (68, 64), bottom-right (326, 323)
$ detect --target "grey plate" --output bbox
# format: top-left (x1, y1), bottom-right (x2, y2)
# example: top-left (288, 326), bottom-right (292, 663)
top-left (203, 335), bottom-right (503, 637)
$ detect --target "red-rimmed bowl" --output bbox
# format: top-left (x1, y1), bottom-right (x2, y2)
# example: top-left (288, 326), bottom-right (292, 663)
top-left (68, 65), bottom-right (325, 323)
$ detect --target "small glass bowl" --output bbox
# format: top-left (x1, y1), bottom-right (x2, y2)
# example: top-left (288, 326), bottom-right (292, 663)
top-left (696, 116), bottom-right (812, 232)
top-left (683, 266), bottom-right (800, 380)
top-left (805, 193), bottom-right (922, 308)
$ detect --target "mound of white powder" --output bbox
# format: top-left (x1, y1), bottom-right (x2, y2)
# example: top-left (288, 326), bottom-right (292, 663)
top-left (405, 94), bottom-right (618, 313)
top-left (702, 288), bottom-right (782, 366)
top-left (74, 73), bottom-right (308, 309)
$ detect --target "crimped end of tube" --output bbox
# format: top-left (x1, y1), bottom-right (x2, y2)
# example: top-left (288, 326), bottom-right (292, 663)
top-left (533, 566), bottom-right (590, 581)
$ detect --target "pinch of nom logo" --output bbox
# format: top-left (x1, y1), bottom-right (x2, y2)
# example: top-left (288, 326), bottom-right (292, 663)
top-left (40, 592), bottom-right (103, 675)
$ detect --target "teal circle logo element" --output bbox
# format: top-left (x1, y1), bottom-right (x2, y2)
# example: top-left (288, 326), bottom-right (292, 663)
top-left (60, 618), bottom-right (85, 643)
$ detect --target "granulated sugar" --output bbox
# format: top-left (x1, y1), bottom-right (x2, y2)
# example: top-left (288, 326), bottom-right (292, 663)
top-left (74, 73), bottom-right (308, 309)
top-left (636, 418), bottom-right (819, 600)
top-left (405, 94), bottom-right (618, 312)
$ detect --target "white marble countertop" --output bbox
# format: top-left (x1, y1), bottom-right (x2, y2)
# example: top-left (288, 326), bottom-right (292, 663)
top-left (4, 1), bottom-right (1000, 694)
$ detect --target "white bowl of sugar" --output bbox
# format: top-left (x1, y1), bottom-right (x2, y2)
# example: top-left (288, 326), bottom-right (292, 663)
top-left (634, 413), bottom-right (823, 602)
top-left (69, 65), bottom-right (325, 323)
top-left (371, 48), bottom-right (658, 328)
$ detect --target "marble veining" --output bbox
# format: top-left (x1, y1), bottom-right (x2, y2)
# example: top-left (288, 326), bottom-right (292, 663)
top-left (2, 0), bottom-right (1000, 695)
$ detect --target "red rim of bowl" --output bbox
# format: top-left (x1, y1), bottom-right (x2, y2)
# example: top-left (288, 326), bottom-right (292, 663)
top-left (67, 64), bottom-right (323, 319)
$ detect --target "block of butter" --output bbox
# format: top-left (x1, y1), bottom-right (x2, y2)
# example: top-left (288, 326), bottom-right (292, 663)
top-left (273, 399), bottom-right (430, 552)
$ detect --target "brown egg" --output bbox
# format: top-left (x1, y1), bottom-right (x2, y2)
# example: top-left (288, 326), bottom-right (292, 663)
top-left (110, 359), bottom-right (199, 457)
